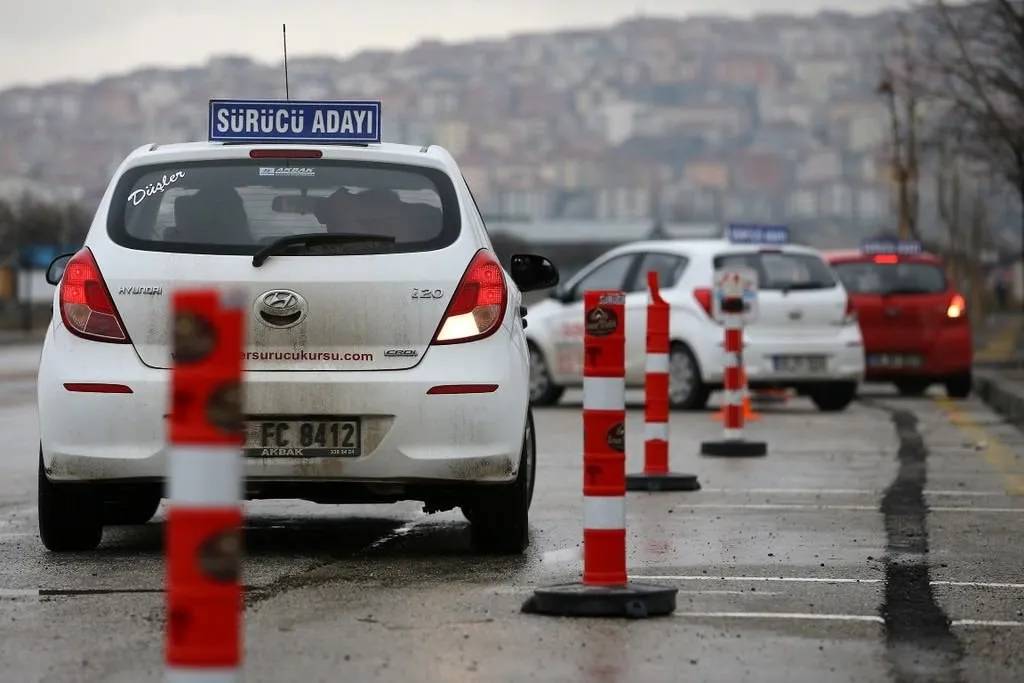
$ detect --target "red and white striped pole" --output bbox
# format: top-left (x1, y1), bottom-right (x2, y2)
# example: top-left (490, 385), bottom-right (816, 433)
top-left (166, 290), bottom-right (245, 682)
top-left (523, 290), bottom-right (675, 618)
top-left (626, 272), bottom-right (700, 491)
top-left (701, 300), bottom-right (766, 457)
top-left (581, 289), bottom-right (627, 585)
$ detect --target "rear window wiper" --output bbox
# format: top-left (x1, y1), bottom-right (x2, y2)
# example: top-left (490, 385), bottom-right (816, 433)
top-left (252, 232), bottom-right (396, 267)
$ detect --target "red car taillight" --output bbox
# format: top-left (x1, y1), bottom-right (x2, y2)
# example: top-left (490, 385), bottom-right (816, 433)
top-left (59, 248), bottom-right (130, 343)
top-left (946, 293), bottom-right (966, 320)
top-left (432, 250), bottom-right (507, 344)
top-left (693, 287), bottom-right (714, 318)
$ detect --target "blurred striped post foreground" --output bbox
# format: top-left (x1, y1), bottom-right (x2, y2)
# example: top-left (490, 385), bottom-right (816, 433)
top-left (166, 290), bottom-right (245, 683)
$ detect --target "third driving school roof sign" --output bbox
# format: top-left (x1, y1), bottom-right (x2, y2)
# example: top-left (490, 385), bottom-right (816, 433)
top-left (209, 100), bottom-right (381, 144)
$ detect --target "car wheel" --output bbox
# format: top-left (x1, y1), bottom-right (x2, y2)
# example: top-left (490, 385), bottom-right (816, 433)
top-left (668, 343), bottom-right (709, 410)
top-left (809, 382), bottom-right (857, 412)
top-left (464, 410), bottom-right (535, 554)
top-left (895, 379), bottom-right (929, 396)
top-left (528, 343), bottom-right (564, 406)
top-left (103, 492), bottom-right (162, 525)
top-left (38, 451), bottom-right (103, 551)
top-left (946, 373), bottom-right (972, 399)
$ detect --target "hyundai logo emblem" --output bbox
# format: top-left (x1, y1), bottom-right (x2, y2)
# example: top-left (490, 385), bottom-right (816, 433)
top-left (255, 289), bottom-right (307, 328)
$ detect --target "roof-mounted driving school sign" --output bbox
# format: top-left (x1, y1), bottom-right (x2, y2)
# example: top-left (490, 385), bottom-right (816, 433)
top-left (860, 238), bottom-right (923, 255)
top-left (727, 223), bottom-right (789, 245)
top-left (209, 100), bottom-right (381, 144)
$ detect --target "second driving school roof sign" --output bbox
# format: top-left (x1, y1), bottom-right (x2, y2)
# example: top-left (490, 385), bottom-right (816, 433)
top-left (209, 100), bottom-right (381, 144)
top-left (727, 223), bottom-right (789, 245)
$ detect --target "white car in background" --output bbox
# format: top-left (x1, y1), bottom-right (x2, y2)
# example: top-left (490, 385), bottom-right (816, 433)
top-left (526, 239), bottom-right (864, 411)
top-left (37, 134), bottom-right (557, 553)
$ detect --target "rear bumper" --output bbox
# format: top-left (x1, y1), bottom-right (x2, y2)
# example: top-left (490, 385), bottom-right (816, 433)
top-left (863, 323), bottom-right (972, 381)
top-left (38, 322), bottom-right (529, 491)
top-left (700, 325), bottom-right (865, 385)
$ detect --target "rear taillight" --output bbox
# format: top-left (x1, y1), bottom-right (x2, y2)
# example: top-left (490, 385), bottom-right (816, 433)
top-left (693, 287), bottom-right (714, 318)
top-left (947, 294), bottom-right (966, 319)
top-left (432, 250), bottom-right (507, 344)
top-left (59, 248), bottom-right (129, 343)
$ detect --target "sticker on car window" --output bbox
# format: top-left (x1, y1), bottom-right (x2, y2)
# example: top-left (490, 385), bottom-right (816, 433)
top-left (258, 167), bottom-right (316, 177)
top-left (127, 171), bottom-right (186, 207)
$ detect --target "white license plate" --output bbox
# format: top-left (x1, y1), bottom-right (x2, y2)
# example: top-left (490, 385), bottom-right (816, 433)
top-left (772, 355), bottom-right (827, 374)
top-left (867, 353), bottom-right (923, 369)
top-left (244, 419), bottom-right (360, 457)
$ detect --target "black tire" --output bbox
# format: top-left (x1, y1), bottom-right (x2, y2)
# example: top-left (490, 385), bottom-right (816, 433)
top-left (895, 379), bottom-right (929, 396)
top-left (946, 373), bottom-right (972, 399)
top-left (669, 343), bottom-right (710, 410)
top-left (103, 492), bottom-right (161, 525)
top-left (464, 410), bottom-right (535, 554)
top-left (38, 452), bottom-right (103, 551)
top-left (528, 343), bottom-right (564, 406)
top-left (809, 382), bottom-right (857, 412)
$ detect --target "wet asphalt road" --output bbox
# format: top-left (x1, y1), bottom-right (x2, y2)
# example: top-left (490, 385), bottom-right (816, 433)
top-left (1, 343), bottom-right (1023, 682)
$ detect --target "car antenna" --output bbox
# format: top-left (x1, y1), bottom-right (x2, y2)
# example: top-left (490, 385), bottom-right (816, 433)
top-left (282, 23), bottom-right (290, 100)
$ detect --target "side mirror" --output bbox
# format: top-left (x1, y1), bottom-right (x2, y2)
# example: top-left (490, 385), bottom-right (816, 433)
top-left (45, 253), bottom-right (74, 286)
top-left (510, 254), bottom-right (559, 293)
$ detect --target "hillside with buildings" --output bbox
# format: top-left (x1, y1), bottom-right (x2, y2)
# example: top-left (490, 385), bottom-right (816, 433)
top-left (0, 9), bottom-right (1019, 250)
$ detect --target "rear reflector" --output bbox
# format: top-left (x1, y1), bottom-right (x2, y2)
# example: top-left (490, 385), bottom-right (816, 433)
top-left (426, 384), bottom-right (499, 395)
top-left (63, 383), bottom-right (133, 394)
top-left (249, 149), bottom-right (323, 159)
top-left (59, 248), bottom-right (130, 343)
top-left (432, 250), bottom-right (507, 344)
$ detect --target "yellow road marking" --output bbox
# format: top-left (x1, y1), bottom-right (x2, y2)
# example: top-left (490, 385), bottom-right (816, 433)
top-left (935, 396), bottom-right (1024, 496)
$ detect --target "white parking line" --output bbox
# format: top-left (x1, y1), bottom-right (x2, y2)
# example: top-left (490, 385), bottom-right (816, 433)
top-left (672, 612), bottom-right (1024, 627)
top-left (672, 504), bottom-right (878, 511)
top-left (364, 517), bottom-right (424, 552)
top-left (698, 488), bottom-right (1007, 497)
top-left (631, 575), bottom-right (1024, 590)
top-left (933, 581), bottom-right (1024, 589)
top-left (666, 503), bottom-right (1024, 513)
top-left (674, 611), bottom-right (884, 624)
top-left (633, 575), bottom-right (881, 584)
top-left (675, 590), bottom-right (781, 596)
top-left (930, 507), bottom-right (1024, 513)
top-left (541, 546), bottom-right (581, 564)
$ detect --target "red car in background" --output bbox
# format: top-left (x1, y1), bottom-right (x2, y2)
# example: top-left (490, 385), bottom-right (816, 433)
top-left (826, 244), bottom-right (972, 398)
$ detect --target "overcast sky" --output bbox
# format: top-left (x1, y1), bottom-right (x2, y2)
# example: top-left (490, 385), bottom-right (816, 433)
top-left (1, 0), bottom-right (908, 89)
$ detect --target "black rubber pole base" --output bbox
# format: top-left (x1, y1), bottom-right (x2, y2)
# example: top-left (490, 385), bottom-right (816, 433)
top-left (522, 582), bottom-right (677, 618)
top-left (626, 471), bottom-right (701, 491)
top-left (700, 440), bottom-right (767, 457)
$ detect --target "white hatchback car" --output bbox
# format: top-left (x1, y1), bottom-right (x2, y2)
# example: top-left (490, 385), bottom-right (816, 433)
top-left (37, 139), bottom-right (557, 552)
top-left (526, 239), bottom-right (864, 411)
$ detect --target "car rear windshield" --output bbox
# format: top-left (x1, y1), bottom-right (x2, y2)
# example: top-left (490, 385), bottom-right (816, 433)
top-left (108, 159), bottom-right (460, 255)
top-left (833, 261), bottom-right (947, 295)
top-left (713, 251), bottom-right (837, 291)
